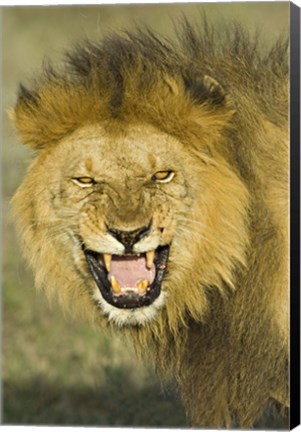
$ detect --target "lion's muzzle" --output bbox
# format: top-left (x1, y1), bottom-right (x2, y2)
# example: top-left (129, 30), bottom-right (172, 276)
top-left (82, 222), bottom-right (170, 309)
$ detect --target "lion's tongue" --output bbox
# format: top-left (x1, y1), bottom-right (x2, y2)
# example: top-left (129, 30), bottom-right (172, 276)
top-left (108, 255), bottom-right (156, 288)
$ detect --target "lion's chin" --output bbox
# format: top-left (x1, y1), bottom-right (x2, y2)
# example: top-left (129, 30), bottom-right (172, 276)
top-left (92, 289), bottom-right (168, 327)
top-left (84, 245), bottom-right (170, 310)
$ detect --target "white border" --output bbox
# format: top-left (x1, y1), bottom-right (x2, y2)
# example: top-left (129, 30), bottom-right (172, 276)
top-left (0, 0), bottom-right (299, 5)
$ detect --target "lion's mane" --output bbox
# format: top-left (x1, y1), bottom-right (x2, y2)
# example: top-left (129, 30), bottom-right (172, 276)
top-left (11, 21), bottom-right (288, 428)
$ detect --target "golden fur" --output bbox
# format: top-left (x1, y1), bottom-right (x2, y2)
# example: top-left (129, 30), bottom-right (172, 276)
top-left (11, 21), bottom-right (288, 428)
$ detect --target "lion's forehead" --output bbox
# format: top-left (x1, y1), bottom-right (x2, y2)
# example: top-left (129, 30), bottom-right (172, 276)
top-left (60, 124), bottom-right (183, 175)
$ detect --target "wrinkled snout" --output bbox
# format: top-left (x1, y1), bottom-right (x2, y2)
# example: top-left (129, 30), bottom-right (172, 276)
top-left (106, 221), bottom-right (152, 253)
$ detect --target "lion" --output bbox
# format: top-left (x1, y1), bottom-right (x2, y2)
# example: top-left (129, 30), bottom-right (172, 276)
top-left (10, 20), bottom-right (289, 428)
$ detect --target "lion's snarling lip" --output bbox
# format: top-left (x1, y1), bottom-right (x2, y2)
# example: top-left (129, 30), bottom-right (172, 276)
top-left (84, 246), bottom-right (170, 309)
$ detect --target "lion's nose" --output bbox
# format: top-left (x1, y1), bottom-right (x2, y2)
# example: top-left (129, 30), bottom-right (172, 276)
top-left (107, 222), bottom-right (151, 252)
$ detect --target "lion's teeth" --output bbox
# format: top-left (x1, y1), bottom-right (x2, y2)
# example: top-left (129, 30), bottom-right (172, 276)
top-left (146, 250), bottom-right (155, 269)
top-left (110, 276), bottom-right (121, 294)
top-left (103, 253), bottom-right (112, 271)
top-left (137, 279), bottom-right (149, 293)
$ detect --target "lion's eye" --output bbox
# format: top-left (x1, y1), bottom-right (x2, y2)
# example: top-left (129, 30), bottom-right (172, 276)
top-left (152, 171), bottom-right (175, 183)
top-left (71, 177), bottom-right (95, 187)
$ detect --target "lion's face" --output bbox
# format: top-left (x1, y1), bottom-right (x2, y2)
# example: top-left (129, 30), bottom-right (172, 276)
top-left (61, 124), bottom-right (198, 325)
top-left (13, 121), bottom-right (249, 328)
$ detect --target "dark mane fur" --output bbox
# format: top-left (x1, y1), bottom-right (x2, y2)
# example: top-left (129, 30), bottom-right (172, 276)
top-left (17, 19), bottom-right (288, 123)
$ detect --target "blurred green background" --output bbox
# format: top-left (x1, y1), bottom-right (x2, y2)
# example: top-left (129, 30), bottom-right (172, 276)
top-left (2, 3), bottom-right (289, 427)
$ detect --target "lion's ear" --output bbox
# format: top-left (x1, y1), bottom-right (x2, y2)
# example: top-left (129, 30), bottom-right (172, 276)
top-left (183, 73), bottom-right (231, 108)
top-left (202, 75), bottom-right (227, 105)
top-left (10, 84), bottom-right (44, 150)
top-left (182, 73), bottom-right (234, 133)
top-left (10, 81), bottom-right (93, 151)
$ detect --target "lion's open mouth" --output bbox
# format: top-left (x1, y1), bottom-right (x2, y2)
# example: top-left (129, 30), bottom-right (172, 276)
top-left (84, 246), bottom-right (170, 309)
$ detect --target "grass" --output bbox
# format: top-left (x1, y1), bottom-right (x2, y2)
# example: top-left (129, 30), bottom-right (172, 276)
top-left (4, 374), bottom-right (186, 427)
top-left (2, 3), bottom-right (289, 427)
